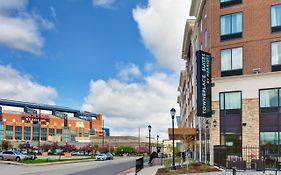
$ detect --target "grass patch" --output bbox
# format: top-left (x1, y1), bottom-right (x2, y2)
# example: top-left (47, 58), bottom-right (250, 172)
top-left (22, 157), bottom-right (95, 164)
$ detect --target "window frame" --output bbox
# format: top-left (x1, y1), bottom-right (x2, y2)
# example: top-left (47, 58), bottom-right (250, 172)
top-left (220, 12), bottom-right (243, 41)
top-left (220, 47), bottom-right (243, 76)
top-left (219, 91), bottom-right (242, 110)
top-left (271, 41), bottom-right (281, 72)
top-left (220, 0), bottom-right (242, 8)
top-left (271, 4), bottom-right (281, 33)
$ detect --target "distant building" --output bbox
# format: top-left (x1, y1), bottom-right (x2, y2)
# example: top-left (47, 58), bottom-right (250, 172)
top-left (0, 99), bottom-right (103, 144)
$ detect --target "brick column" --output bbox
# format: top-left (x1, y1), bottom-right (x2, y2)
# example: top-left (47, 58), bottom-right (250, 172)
top-left (210, 101), bottom-right (220, 165)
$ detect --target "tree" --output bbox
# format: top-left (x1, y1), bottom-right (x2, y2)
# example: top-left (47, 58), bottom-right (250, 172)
top-left (42, 144), bottom-right (52, 152)
top-left (61, 143), bottom-right (77, 153)
top-left (51, 142), bottom-right (59, 153)
top-left (18, 143), bottom-right (26, 151)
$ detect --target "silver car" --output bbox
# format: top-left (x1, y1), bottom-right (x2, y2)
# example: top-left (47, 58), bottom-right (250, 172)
top-left (0, 151), bottom-right (28, 161)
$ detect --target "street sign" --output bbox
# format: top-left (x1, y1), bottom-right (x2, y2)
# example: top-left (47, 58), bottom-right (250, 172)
top-left (196, 50), bottom-right (212, 118)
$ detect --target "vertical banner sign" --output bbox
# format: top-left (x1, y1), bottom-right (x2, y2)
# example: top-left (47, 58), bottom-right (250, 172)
top-left (196, 50), bottom-right (212, 117)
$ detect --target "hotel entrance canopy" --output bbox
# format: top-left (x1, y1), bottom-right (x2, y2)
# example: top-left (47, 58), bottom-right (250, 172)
top-left (168, 128), bottom-right (197, 140)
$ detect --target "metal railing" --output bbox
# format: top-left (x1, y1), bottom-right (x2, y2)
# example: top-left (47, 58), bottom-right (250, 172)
top-left (136, 157), bottom-right (144, 174)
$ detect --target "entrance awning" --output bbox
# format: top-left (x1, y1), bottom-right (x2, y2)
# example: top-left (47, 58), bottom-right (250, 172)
top-left (168, 128), bottom-right (197, 140)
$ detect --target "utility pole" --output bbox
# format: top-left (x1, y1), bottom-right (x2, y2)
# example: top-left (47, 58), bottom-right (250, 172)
top-left (138, 128), bottom-right (140, 147)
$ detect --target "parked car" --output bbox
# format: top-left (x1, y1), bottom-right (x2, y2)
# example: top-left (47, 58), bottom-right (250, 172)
top-left (105, 152), bottom-right (113, 160)
top-left (95, 153), bottom-right (107, 161)
top-left (0, 151), bottom-right (28, 161)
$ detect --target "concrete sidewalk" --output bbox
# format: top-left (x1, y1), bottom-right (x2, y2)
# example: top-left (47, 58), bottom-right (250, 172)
top-left (136, 165), bottom-right (163, 175)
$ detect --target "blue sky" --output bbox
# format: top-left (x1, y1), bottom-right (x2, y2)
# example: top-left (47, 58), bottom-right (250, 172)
top-left (0, 0), bottom-right (190, 137)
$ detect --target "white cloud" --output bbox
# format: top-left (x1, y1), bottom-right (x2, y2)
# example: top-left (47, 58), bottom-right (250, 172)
top-left (92, 0), bottom-right (116, 8)
top-left (117, 63), bottom-right (142, 81)
top-left (133, 0), bottom-right (191, 72)
top-left (0, 0), bottom-right (54, 54)
top-left (82, 64), bottom-right (179, 139)
top-left (0, 65), bottom-right (57, 104)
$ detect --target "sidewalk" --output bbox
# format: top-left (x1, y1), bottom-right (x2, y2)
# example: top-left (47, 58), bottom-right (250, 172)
top-left (136, 165), bottom-right (163, 175)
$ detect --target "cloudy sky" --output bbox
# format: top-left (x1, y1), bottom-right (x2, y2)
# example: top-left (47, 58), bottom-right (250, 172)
top-left (0, 0), bottom-right (191, 139)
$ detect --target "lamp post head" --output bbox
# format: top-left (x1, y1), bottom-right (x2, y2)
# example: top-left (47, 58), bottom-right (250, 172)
top-left (148, 125), bottom-right (151, 132)
top-left (170, 108), bottom-right (176, 119)
top-left (157, 135), bottom-right (159, 139)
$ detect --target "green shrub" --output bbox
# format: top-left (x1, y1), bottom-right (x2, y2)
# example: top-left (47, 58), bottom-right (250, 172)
top-left (114, 146), bottom-right (135, 156)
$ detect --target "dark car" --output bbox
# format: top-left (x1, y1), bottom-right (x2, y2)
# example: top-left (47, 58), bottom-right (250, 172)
top-left (105, 152), bottom-right (113, 160)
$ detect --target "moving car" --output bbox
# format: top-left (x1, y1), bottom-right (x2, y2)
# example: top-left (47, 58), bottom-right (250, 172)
top-left (0, 151), bottom-right (28, 161)
top-left (95, 153), bottom-right (107, 161)
top-left (105, 152), bottom-right (113, 160)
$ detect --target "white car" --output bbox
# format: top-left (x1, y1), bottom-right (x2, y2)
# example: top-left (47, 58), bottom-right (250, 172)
top-left (0, 151), bottom-right (28, 161)
top-left (95, 153), bottom-right (107, 161)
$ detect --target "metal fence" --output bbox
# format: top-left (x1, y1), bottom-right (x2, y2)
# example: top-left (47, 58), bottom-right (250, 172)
top-left (214, 145), bottom-right (281, 171)
top-left (136, 157), bottom-right (144, 174)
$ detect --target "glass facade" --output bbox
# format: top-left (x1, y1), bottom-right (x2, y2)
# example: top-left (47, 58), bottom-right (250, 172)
top-left (84, 130), bottom-right (89, 137)
top-left (49, 128), bottom-right (54, 136)
top-left (57, 128), bottom-right (62, 141)
top-left (78, 127), bottom-right (82, 137)
top-left (0, 122), bottom-right (3, 140)
top-left (41, 128), bottom-right (47, 141)
top-left (24, 126), bottom-right (31, 140)
top-left (71, 130), bottom-right (76, 141)
top-left (6, 125), bottom-right (13, 140)
top-left (64, 127), bottom-right (69, 142)
top-left (33, 124), bottom-right (39, 141)
top-left (15, 126), bottom-right (22, 140)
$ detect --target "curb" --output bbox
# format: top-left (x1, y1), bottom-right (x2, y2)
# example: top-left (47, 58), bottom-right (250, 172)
top-left (0, 158), bottom-right (97, 166)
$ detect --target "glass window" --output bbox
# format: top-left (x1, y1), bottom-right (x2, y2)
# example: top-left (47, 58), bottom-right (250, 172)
top-left (41, 128), bottom-right (47, 141)
top-left (221, 13), bottom-right (242, 36)
top-left (79, 127), bottom-right (82, 137)
top-left (15, 126), bottom-right (22, 140)
top-left (84, 130), bottom-right (89, 137)
top-left (0, 122), bottom-right (3, 140)
top-left (220, 92), bottom-right (241, 110)
top-left (24, 126), bottom-right (30, 140)
top-left (260, 132), bottom-right (278, 145)
top-left (6, 125), bottom-right (13, 140)
top-left (271, 5), bottom-right (281, 28)
top-left (33, 124), bottom-right (38, 141)
top-left (272, 41), bottom-right (281, 66)
top-left (71, 130), bottom-right (76, 141)
top-left (57, 128), bottom-right (62, 135)
top-left (260, 89), bottom-right (278, 107)
top-left (64, 127), bottom-right (69, 142)
top-left (221, 47), bottom-right (243, 71)
top-left (49, 128), bottom-right (54, 136)
top-left (221, 132), bottom-right (242, 147)
top-left (90, 129), bottom-right (95, 136)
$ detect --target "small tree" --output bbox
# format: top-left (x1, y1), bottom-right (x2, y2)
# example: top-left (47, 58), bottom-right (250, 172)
top-left (135, 146), bottom-right (149, 154)
top-left (18, 143), bottom-right (26, 151)
top-left (42, 144), bottom-right (52, 152)
top-left (1, 140), bottom-right (12, 150)
top-left (97, 145), bottom-right (109, 153)
top-left (62, 143), bottom-right (77, 153)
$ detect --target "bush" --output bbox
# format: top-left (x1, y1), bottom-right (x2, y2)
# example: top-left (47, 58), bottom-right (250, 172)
top-left (61, 143), bottom-right (77, 153)
top-left (42, 144), bottom-right (52, 152)
top-left (51, 142), bottom-right (59, 153)
top-left (1, 140), bottom-right (12, 150)
top-left (18, 142), bottom-right (26, 151)
top-left (163, 157), bottom-right (181, 168)
top-left (114, 146), bottom-right (135, 156)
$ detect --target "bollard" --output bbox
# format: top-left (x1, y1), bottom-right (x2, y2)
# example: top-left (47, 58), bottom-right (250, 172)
top-left (232, 167), bottom-right (236, 175)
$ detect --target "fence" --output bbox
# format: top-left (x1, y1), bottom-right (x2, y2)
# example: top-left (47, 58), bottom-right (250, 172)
top-left (214, 145), bottom-right (281, 171)
top-left (136, 157), bottom-right (144, 174)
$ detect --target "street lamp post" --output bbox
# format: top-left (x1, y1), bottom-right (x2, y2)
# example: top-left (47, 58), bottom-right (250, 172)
top-left (148, 125), bottom-right (151, 155)
top-left (156, 135), bottom-right (159, 153)
top-left (170, 108), bottom-right (176, 170)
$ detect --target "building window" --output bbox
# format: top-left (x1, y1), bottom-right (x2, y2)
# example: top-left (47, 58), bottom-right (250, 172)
top-left (49, 128), bottom-right (54, 136)
top-left (204, 30), bottom-right (208, 48)
top-left (33, 124), bottom-right (39, 141)
top-left (271, 4), bottom-right (281, 32)
top-left (71, 130), bottom-right (76, 141)
top-left (41, 128), bottom-right (47, 141)
top-left (84, 130), bottom-right (89, 137)
top-left (260, 89), bottom-right (279, 107)
top-left (260, 132), bottom-right (279, 146)
top-left (221, 47), bottom-right (243, 76)
top-left (0, 122), bottom-right (3, 140)
top-left (272, 41), bottom-right (281, 71)
top-left (220, 91), bottom-right (242, 110)
top-left (220, 0), bottom-right (242, 8)
top-left (24, 126), bottom-right (30, 140)
top-left (57, 128), bottom-right (62, 141)
top-left (78, 127), bottom-right (82, 137)
top-left (220, 12), bottom-right (242, 41)
top-left (90, 129), bottom-right (95, 136)
top-left (15, 126), bottom-right (22, 140)
top-left (64, 127), bottom-right (69, 142)
top-left (220, 132), bottom-right (241, 146)
top-left (6, 125), bottom-right (13, 140)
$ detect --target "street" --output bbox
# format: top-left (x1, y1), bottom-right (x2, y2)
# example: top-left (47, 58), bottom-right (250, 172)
top-left (0, 157), bottom-right (136, 175)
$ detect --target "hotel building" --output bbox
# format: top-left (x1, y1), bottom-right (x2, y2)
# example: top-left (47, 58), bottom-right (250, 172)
top-left (178, 0), bottom-right (281, 166)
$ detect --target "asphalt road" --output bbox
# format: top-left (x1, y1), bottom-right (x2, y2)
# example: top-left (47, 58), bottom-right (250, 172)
top-left (0, 157), bottom-right (137, 175)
